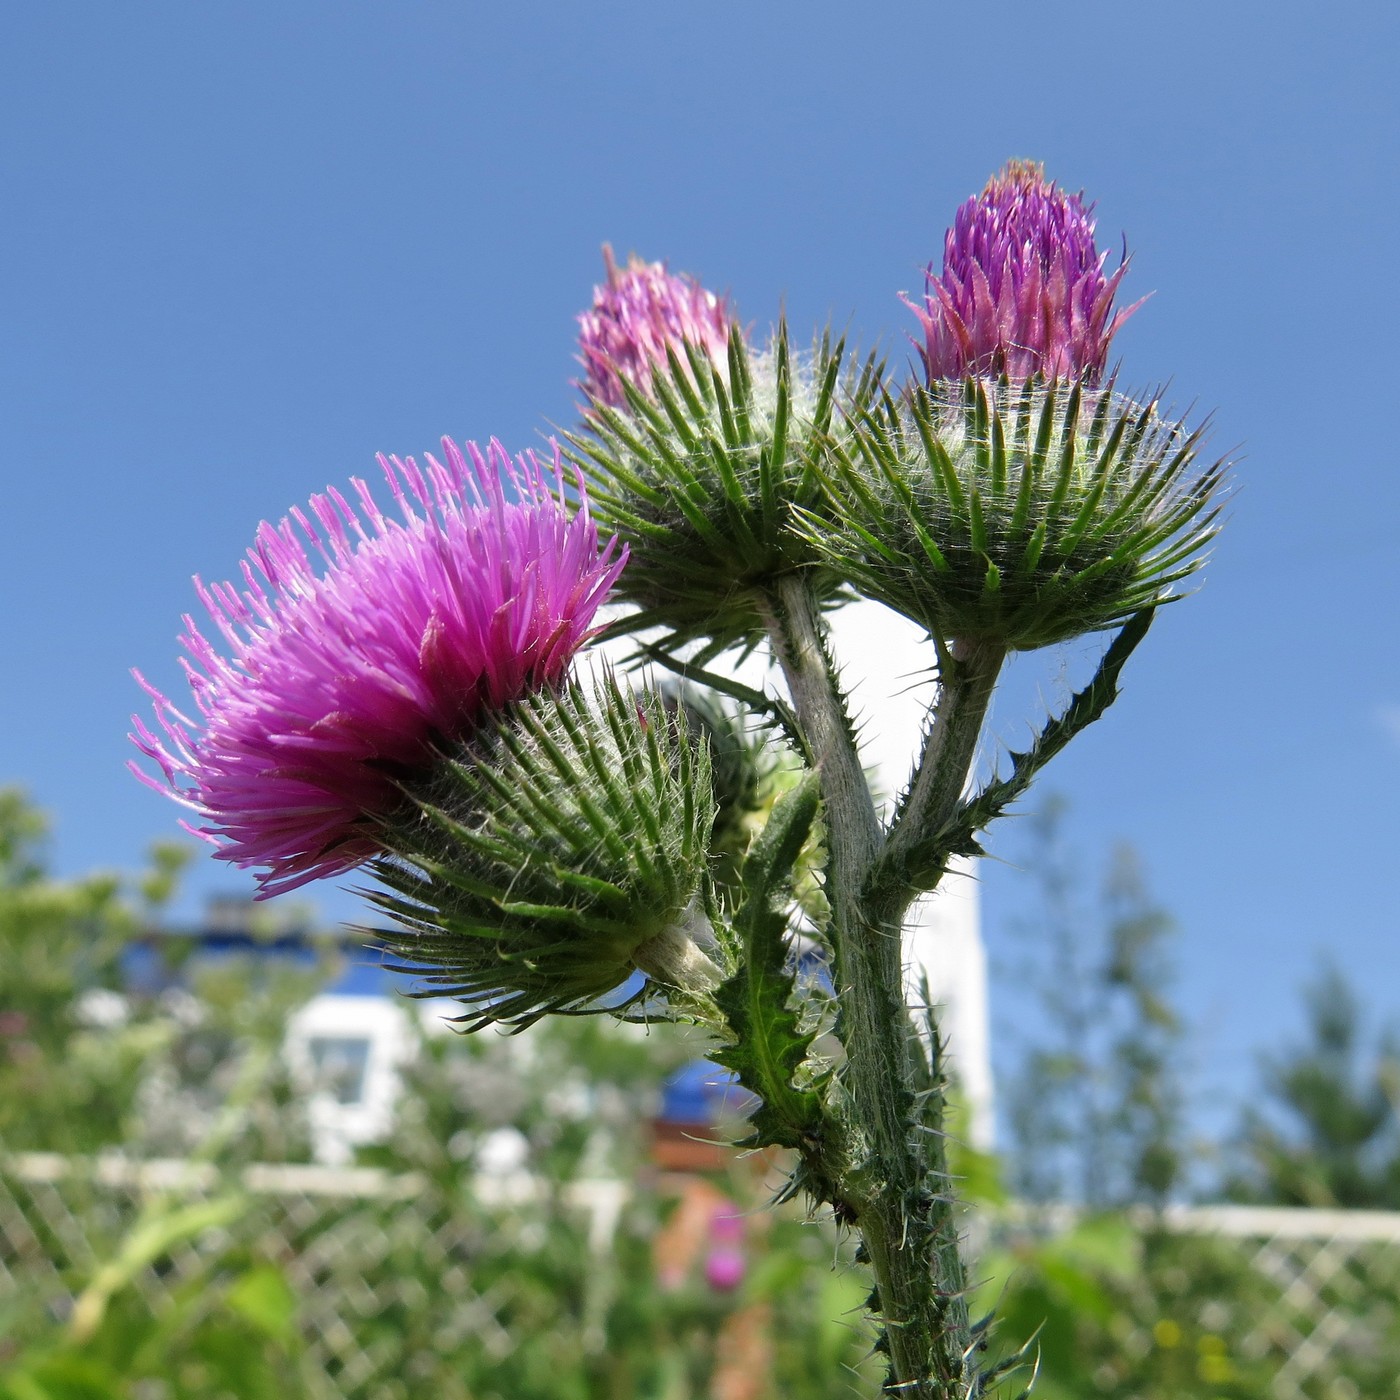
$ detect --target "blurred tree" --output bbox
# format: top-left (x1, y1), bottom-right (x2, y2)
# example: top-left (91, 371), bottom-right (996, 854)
top-left (0, 785), bottom-right (319, 1162)
top-left (1000, 796), bottom-right (1183, 1208)
top-left (0, 786), bottom-right (167, 1153)
top-left (1226, 964), bottom-right (1400, 1209)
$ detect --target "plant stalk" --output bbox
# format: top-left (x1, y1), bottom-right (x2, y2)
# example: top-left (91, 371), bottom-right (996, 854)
top-left (874, 637), bottom-right (1007, 926)
top-left (763, 576), bottom-right (998, 1398)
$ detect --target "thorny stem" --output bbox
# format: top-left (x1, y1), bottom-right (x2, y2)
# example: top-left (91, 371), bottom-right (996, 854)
top-left (762, 574), bottom-right (1000, 1399)
top-left (873, 637), bottom-right (1007, 926)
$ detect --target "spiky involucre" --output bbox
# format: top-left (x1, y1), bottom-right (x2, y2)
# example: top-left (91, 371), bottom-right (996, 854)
top-left (567, 325), bottom-right (882, 651)
top-left (369, 676), bottom-right (714, 1030)
top-left (798, 377), bottom-right (1225, 651)
top-left (662, 685), bottom-right (784, 896)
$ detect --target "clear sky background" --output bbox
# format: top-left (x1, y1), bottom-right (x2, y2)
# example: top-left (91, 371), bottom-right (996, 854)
top-left (3, 2), bottom-right (1397, 1149)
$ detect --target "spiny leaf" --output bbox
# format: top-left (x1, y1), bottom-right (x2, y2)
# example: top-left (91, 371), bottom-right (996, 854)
top-left (711, 773), bottom-right (825, 1150)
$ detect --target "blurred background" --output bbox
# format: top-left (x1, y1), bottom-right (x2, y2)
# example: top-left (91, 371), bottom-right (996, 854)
top-left (2, 3), bottom-right (1399, 1397)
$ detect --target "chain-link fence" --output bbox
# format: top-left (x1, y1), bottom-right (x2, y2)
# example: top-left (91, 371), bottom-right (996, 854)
top-left (1, 1152), bottom-right (633, 1399)
top-left (4, 1152), bottom-right (1399, 1399)
top-left (1164, 1204), bottom-right (1400, 1399)
top-left (979, 1201), bottom-right (1400, 1400)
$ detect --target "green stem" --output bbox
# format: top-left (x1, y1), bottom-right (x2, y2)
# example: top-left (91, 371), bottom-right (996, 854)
top-left (762, 575), bottom-right (977, 1399)
top-left (873, 637), bottom-right (1007, 925)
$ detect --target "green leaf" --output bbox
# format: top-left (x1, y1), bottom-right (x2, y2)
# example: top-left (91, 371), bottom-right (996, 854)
top-left (225, 1264), bottom-right (298, 1343)
top-left (711, 774), bottom-right (825, 1150)
top-left (2, 1355), bottom-right (121, 1400)
top-left (68, 1193), bottom-right (248, 1343)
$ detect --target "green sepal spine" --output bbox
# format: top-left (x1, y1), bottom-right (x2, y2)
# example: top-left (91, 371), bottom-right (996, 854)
top-left (368, 674), bottom-right (715, 1030)
top-left (798, 375), bottom-right (1225, 651)
top-left (566, 323), bottom-right (881, 652)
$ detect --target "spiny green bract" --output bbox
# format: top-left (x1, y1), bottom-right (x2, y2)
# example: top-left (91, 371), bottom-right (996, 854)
top-left (797, 376), bottom-right (1226, 651)
top-left (662, 684), bottom-right (786, 895)
top-left (565, 323), bottom-right (882, 652)
top-left (368, 676), bottom-right (715, 1030)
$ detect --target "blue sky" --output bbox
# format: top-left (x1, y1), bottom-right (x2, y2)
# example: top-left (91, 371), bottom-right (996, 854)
top-left (3, 2), bottom-right (1398, 1141)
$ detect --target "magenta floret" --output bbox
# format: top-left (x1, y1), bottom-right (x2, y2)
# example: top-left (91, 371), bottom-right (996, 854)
top-left (907, 161), bottom-right (1142, 383)
top-left (577, 245), bottom-right (734, 407)
top-left (130, 439), bottom-right (625, 897)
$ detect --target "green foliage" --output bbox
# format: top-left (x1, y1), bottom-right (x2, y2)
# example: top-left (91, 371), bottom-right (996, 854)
top-left (2, 1006), bottom-right (880, 1400)
top-left (355, 1012), bottom-right (879, 1399)
top-left (1227, 964), bottom-right (1400, 1209)
top-left (0, 791), bottom-right (877, 1397)
top-left (0, 787), bottom-right (321, 1164)
top-left (977, 1215), bottom-right (1400, 1400)
top-left (711, 775), bottom-right (827, 1153)
top-left (12, 777), bottom-right (1400, 1399)
top-left (0, 795), bottom-right (136, 1154)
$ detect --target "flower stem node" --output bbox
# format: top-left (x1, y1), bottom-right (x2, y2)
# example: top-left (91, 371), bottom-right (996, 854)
top-left (569, 320), bottom-right (881, 651)
top-left (800, 377), bottom-right (1225, 651)
top-left (370, 676), bottom-right (719, 1030)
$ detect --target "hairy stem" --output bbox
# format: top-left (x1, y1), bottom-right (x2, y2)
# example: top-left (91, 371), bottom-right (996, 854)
top-left (873, 637), bottom-right (1007, 925)
top-left (762, 575), bottom-right (977, 1398)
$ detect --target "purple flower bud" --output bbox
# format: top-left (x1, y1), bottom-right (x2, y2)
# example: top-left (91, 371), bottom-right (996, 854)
top-left (906, 161), bottom-right (1141, 384)
top-left (577, 245), bottom-right (734, 408)
top-left (130, 440), bottom-right (625, 898)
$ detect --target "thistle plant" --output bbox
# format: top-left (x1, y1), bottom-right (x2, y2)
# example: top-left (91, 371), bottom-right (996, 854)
top-left (132, 162), bottom-right (1228, 1399)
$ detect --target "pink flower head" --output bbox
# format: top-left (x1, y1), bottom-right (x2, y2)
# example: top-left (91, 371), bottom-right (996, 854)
top-left (906, 161), bottom-right (1142, 383)
top-left (577, 245), bottom-right (734, 408)
top-left (130, 440), bottom-right (626, 898)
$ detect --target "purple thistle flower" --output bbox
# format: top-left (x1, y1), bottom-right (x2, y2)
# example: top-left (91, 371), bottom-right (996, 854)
top-left (130, 440), bottom-right (625, 898)
top-left (577, 245), bottom-right (734, 407)
top-left (906, 160), bottom-right (1143, 383)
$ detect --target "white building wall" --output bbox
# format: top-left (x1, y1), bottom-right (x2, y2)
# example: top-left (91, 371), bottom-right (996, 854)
top-left (285, 994), bottom-right (417, 1165)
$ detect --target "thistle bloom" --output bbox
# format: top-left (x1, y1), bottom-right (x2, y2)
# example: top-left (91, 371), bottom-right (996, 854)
top-left (130, 440), bottom-right (625, 897)
top-left (906, 161), bottom-right (1140, 383)
top-left (576, 245), bottom-right (734, 407)
top-left (704, 1207), bottom-right (747, 1292)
